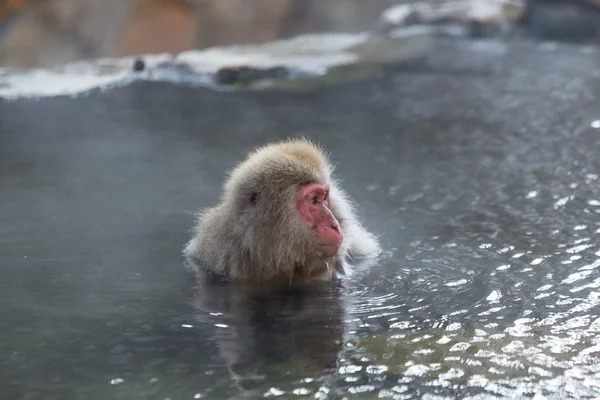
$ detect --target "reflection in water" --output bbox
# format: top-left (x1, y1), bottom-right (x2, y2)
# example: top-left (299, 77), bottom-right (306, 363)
top-left (190, 268), bottom-right (345, 398)
top-left (185, 254), bottom-right (381, 398)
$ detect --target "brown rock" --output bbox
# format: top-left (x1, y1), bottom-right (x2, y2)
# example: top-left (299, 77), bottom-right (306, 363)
top-left (194, 0), bottom-right (292, 48)
top-left (118, 0), bottom-right (197, 56)
top-left (0, 0), bottom-right (129, 68)
top-left (0, 0), bottom-right (33, 23)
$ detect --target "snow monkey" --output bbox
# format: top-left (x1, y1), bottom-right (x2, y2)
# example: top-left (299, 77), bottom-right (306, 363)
top-left (184, 138), bottom-right (379, 283)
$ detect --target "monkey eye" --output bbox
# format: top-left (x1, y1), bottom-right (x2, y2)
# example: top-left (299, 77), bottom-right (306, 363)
top-left (249, 192), bottom-right (258, 205)
top-left (312, 196), bottom-right (319, 205)
top-left (323, 191), bottom-right (328, 201)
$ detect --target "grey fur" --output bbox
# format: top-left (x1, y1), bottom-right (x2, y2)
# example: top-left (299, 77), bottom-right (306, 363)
top-left (184, 139), bottom-right (379, 282)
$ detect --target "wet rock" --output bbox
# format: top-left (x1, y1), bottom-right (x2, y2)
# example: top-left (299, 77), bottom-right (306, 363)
top-left (214, 65), bottom-right (289, 85)
top-left (0, 31), bottom-right (432, 99)
top-left (376, 0), bottom-right (526, 37)
top-left (376, 0), bottom-right (600, 43)
top-left (132, 58), bottom-right (145, 72)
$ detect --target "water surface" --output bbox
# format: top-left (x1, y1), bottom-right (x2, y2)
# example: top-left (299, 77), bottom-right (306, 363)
top-left (1, 38), bottom-right (600, 399)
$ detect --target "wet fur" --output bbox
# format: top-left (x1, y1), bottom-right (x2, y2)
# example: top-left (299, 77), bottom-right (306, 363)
top-left (184, 138), bottom-right (379, 282)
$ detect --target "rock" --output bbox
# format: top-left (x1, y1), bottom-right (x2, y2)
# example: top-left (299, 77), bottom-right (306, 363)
top-left (118, 0), bottom-right (197, 57)
top-left (376, 0), bottom-right (526, 35)
top-left (214, 66), bottom-right (289, 85)
top-left (375, 0), bottom-right (600, 42)
top-left (132, 58), bottom-right (146, 72)
top-left (0, 0), bottom-right (433, 68)
top-left (0, 0), bottom-right (130, 68)
top-left (0, 0), bottom-right (30, 24)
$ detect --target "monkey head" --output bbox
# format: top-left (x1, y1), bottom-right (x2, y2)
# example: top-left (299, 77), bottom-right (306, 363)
top-left (185, 139), bottom-right (379, 282)
top-left (224, 139), bottom-right (343, 265)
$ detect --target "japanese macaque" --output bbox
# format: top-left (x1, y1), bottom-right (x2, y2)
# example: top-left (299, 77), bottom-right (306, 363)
top-left (184, 138), bottom-right (379, 283)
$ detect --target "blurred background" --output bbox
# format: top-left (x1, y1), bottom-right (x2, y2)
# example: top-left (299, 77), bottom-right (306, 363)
top-left (0, 0), bottom-right (416, 68)
top-left (3, 0), bottom-right (600, 69)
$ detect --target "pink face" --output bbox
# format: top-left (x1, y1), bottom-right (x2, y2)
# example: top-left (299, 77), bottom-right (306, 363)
top-left (296, 183), bottom-right (343, 257)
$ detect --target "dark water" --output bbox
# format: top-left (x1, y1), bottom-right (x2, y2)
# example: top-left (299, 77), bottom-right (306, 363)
top-left (2, 38), bottom-right (600, 399)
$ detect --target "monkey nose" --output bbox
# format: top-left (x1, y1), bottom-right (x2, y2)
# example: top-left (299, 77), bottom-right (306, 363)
top-left (331, 222), bottom-right (339, 231)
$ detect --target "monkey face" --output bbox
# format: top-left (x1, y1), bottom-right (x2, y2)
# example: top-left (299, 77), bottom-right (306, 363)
top-left (296, 182), bottom-right (344, 258)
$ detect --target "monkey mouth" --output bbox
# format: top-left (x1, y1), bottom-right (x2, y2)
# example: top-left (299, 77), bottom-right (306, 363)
top-left (318, 243), bottom-right (340, 257)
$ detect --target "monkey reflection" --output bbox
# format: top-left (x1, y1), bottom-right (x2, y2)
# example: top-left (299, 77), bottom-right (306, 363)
top-left (188, 265), bottom-right (347, 396)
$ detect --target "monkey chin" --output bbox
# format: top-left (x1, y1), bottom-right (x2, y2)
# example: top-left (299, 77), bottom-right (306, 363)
top-left (317, 243), bottom-right (341, 259)
top-left (290, 256), bottom-right (340, 285)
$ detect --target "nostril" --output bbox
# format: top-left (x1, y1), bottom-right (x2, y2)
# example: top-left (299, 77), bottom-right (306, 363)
top-left (331, 223), bottom-right (338, 231)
